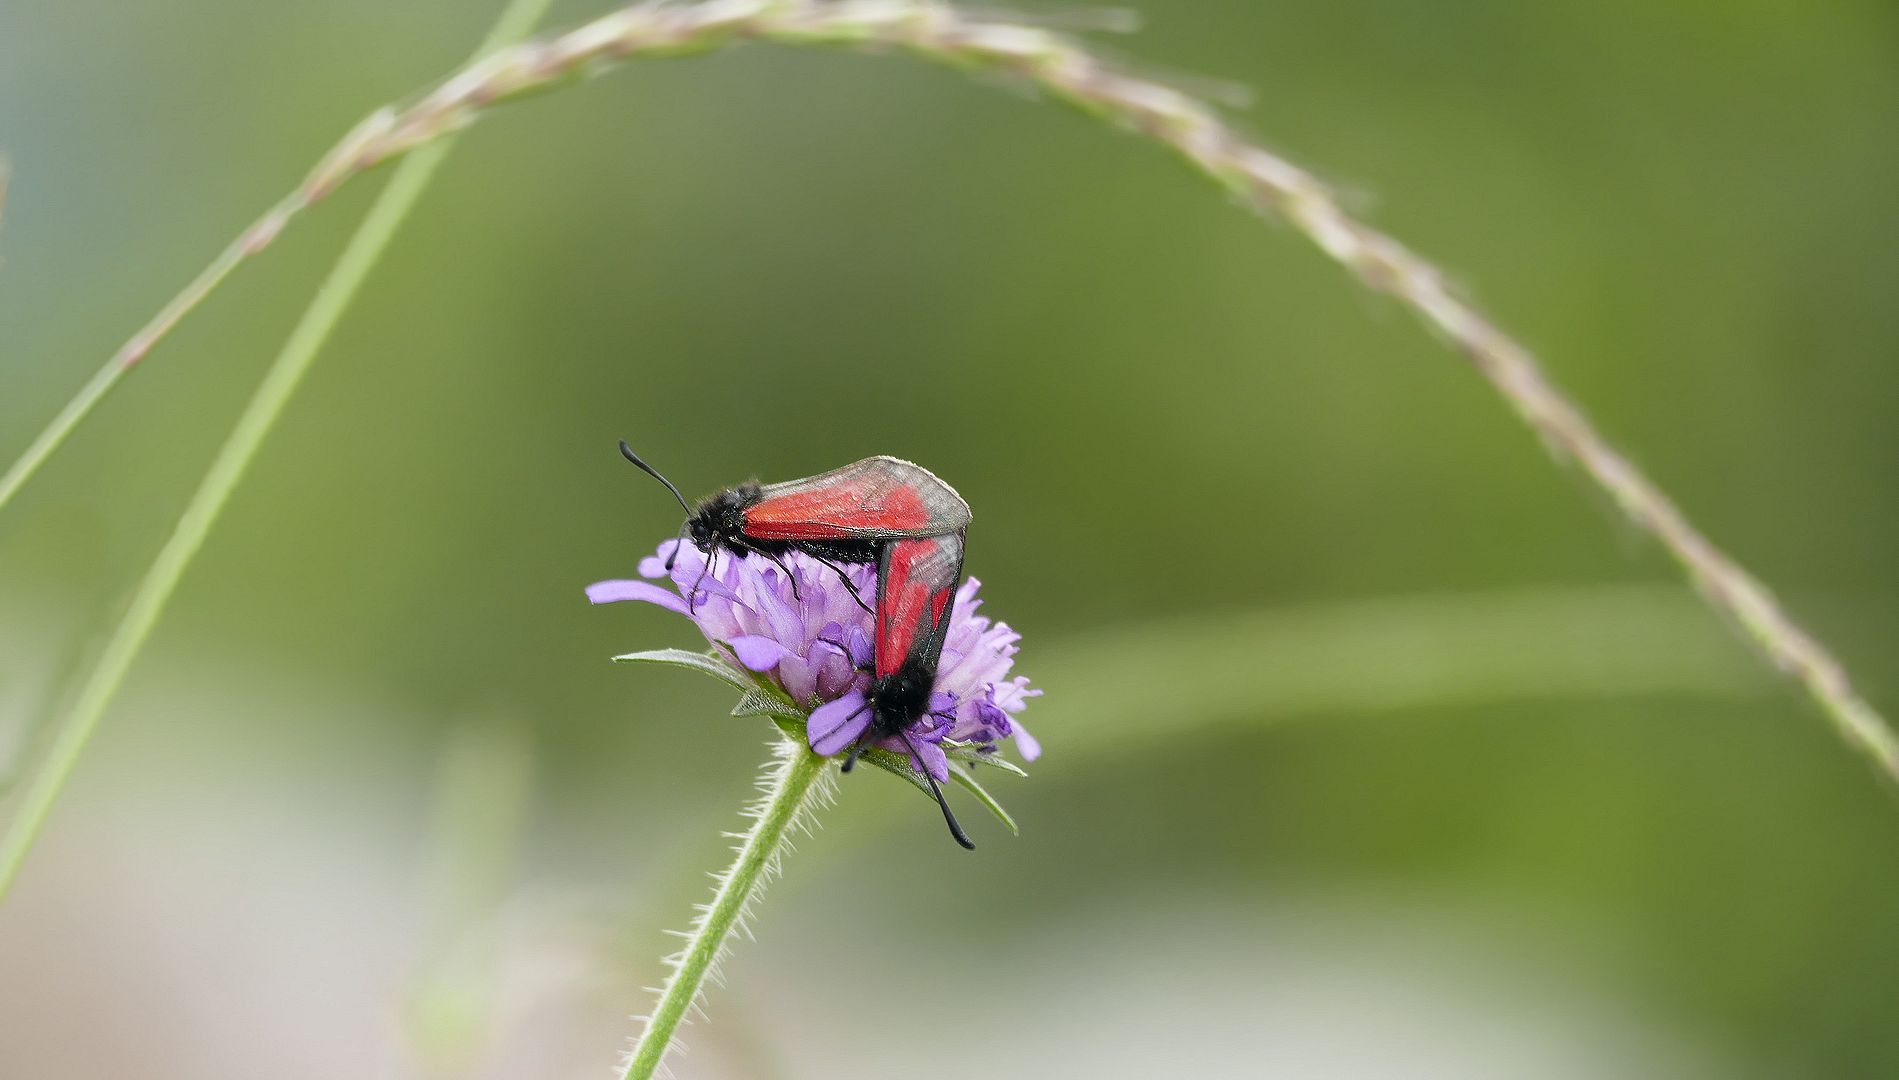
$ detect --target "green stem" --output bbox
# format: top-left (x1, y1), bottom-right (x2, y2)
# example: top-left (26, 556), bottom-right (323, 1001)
top-left (623, 741), bottom-right (829, 1080)
top-left (0, 0), bottom-right (554, 902)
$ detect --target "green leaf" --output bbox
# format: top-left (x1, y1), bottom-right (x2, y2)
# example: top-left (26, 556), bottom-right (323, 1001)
top-left (947, 764), bottom-right (1019, 835)
top-left (610, 648), bottom-right (748, 691)
top-left (732, 686), bottom-right (804, 721)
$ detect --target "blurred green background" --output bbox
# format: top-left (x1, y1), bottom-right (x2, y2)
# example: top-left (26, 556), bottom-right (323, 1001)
top-left (4, 1), bottom-right (1899, 1076)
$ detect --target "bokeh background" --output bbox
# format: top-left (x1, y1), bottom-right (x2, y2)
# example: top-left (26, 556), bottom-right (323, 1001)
top-left (5, 1), bottom-right (1899, 1076)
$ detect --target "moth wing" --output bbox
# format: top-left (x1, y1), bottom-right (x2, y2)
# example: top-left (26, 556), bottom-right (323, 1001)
top-left (742, 456), bottom-right (970, 542)
top-left (874, 532), bottom-right (966, 679)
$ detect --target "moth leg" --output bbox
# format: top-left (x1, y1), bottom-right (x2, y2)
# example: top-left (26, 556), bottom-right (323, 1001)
top-left (687, 547), bottom-right (717, 614)
top-left (807, 551), bottom-right (875, 615)
top-left (740, 540), bottom-right (804, 603)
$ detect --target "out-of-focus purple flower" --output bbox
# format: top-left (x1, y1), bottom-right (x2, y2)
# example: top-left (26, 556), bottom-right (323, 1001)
top-left (589, 539), bottom-right (1039, 775)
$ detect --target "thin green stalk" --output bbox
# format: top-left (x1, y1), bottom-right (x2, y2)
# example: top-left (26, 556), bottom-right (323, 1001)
top-left (0, 0), bottom-right (554, 901)
top-left (0, 190), bottom-right (294, 511)
top-left (623, 740), bottom-right (830, 1080)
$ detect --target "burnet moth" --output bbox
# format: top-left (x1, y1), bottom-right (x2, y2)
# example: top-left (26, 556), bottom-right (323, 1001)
top-left (619, 444), bottom-right (979, 848)
top-left (617, 442), bottom-right (969, 613)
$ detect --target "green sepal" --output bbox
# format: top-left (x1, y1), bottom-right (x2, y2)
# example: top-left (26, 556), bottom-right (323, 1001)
top-left (948, 763), bottom-right (1020, 835)
top-left (611, 648), bottom-right (748, 690)
top-left (731, 685), bottom-right (804, 721)
top-left (941, 741), bottom-right (1027, 777)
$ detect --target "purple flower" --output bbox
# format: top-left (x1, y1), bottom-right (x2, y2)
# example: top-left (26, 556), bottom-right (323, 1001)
top-left (589, 539), bottom-right (1039, 777)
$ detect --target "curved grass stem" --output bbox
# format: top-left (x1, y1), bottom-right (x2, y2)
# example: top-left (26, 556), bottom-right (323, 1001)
top-left (623, 740), bottom-right (830, 1080)
top-left (0, 0), bottom-right (555, 901)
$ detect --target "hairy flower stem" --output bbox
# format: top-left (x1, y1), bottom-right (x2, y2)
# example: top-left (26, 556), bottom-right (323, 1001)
top-left (624, 741), bottom-right (830, 1080)
top-left (0, 0), bottom-right (555, 902)
top-left (4, 4), bottom-right (1891, 789)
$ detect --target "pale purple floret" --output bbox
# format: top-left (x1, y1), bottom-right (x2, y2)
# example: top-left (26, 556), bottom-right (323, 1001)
top-left (588, 539), bottom-right (1040, 778)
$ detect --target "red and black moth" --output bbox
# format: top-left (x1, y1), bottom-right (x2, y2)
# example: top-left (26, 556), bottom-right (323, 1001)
top-left (619, 444), bottom-right (979, 848)
top-left (618, 443), bottom-right (968, 613)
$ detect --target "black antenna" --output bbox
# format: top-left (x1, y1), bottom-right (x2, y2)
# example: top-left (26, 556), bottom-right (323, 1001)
top-left (618, 440), bottom-right (692, 514)
top-left (898, 729), bottom-right (975, 850)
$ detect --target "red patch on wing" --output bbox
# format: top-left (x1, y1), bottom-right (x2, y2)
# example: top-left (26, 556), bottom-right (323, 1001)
top-left (875, 539), bottom-right (933, 677)
top-left (744, 482), bottom-right (930, 540)
top-left (873, 533), bottom-right (964, 679)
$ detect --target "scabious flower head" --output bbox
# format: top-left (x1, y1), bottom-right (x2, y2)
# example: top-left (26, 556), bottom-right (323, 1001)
top-left (588, 539), bottom-right (1040, 778)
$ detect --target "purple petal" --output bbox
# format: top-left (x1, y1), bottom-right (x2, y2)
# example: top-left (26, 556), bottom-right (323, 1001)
top-left (845, 625), bottom-right (874, 668)
top-left (638, 539), bottom-right (685, 579)
top-left (682, 573), bottom-right (744, 607)
top-left (992, 677), bottom-right (1041, 711)
top-left (586, 579), bottom-right (688, 614)
top-left (914, 712), bottom-right (953, 741)
top-left (910, 739), bottom-right (949, 783)
top-left (955, 576), bottom-right (982, 615)
top-left (976, 697), bottom-right (1013, 738)
top-left (750, 573), bottom-right (805, 645)
top-left (808, 691), bottom-right (871, 756)
top-left (779, 656), bottom-right (819, 705)
top-left (1011, 721), bottom-right (1041, 762)
top-left (813, 622), bottom-right (847, 655)
top-left (727, 635), bottom-right (791, 672)
top-left (814, 651), bottom-right (866, 702)
top-left (668, 545), bottom-right (740, 601)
